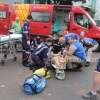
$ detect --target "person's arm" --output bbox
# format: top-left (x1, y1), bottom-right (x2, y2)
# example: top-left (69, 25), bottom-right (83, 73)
top-left (35, 45), bottom-right (48, 55)
top-left (23, 22), bottom-right (30, 41)
top-left (11, 21), bottom-right (16, 29)
top-left (67, 44), bottom-right (76, 56)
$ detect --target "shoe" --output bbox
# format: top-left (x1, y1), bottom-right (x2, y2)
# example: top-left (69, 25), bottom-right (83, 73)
top-left (23, 63), bottom-right (33, 67)
top-left (67, 62), bottom-right (73, 69)
top-left (55, 70), bottom-right (65, 80)
top-left (85, 62), bottom-right (90, 67)
top-left (82, 91), bottom-right (97, 100)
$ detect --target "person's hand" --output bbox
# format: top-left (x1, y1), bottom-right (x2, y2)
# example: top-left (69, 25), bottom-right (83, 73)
top-left (27, 40), bottom-right (30, 45)
top-left (9, 29), bottom-right (15, 34)
top-left (61, 49), bottom-right (66, 58)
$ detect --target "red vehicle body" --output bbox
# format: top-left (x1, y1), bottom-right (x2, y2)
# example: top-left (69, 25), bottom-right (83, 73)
top-left (69, 6), bottom-right (100, 39)
top-left (0, 4), bottom-right (100, 43)
top-left (29, 4), bottom-right (54, 36)
top-left (0, 4), bottom-right (10, 35)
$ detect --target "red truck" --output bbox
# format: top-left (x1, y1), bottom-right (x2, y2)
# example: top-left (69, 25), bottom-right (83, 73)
top-left (0, 4), bottom-right (10, 35)
top-left (0, 4), bottom-right (100, 48)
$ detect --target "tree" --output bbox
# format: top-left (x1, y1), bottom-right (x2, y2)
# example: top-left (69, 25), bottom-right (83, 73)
top-left (24, 0), bottom-right (73, 5)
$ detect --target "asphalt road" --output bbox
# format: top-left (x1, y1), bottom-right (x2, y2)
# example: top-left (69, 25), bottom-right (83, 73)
top-left (0, 52), bottom-right (100, 100)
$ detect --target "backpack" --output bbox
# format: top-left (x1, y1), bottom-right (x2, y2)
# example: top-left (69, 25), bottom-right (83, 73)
top-left (31, 47), bottom-right (47, 68)
top-left (23, 74), bottom-right (47, 95)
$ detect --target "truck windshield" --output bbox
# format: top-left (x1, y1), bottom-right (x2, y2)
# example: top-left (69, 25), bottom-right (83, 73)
top-left (0, 11), bottom-right (6, 18)
top-left (31, 12), bottom-right (50, 22)
top-left (74, 13), bottom-right (91, 28)
top-left (95, 20), bottom-right (100, 26)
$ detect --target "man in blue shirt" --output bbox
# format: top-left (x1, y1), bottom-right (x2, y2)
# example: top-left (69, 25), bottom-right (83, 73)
top-left (59, 34), bottom-right (86, 69)
top-left (65, 32), bottom-right (79, 40)
top-left (64, 32), bottom-right (79, 46)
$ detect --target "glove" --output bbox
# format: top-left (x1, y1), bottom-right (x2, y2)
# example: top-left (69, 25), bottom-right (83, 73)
top-left (27, 40), bottom-right (30, 45)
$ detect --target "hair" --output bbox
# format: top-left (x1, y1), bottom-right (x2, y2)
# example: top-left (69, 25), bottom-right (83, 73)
top-left (67, 34), bottom-right (76, 39)
top-left (59, 36), bottom-right (65, 43)
top-left (27, 15), bottom-right (32, 20)
top-left (46, 39), bottom-right (52, 43)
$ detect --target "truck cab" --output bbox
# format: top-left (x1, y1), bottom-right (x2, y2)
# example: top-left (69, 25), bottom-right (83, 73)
top-left (69, 6), bottom-right (100, 40)
top-left (0, 4), bottom-right (10, 35)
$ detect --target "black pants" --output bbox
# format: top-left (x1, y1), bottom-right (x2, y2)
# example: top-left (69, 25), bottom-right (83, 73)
top-left (22, 51), bottom-right (30, 65)
top-left (22, 36), bottom-right (30, 66)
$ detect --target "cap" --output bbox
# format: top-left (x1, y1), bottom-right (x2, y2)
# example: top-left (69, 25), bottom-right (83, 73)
top-left (27, 15), bottom-right (32, 20)
top-left (66, 34), bottom-right (75, 40)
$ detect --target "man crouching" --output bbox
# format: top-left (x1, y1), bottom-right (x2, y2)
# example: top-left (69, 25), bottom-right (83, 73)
top-left (58, 34), bottom-right (86, 71)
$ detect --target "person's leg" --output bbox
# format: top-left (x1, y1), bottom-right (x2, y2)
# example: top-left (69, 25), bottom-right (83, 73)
top-left (91, 59), bottom-right (100, 93)
top-left (86, 48), bottom-right (92, 63)
top-left (51, 54), bottom-right (66, 80)
top-left (91, 71), bottom-right (99, 93)
top-left (92, 44), bottom-right (99, 51)
top-left (52, 54), bottom-right (67, 69)
top-left (22, 51), bottom-right (29, 65)
top-left (82, 71), bottom-right (100, 100)
top-left (82, 59), bottom-right (100, 99)
top-left (51, 54), bottom-right (61, 69)
top-left (86, 44), bottom-right (98, 63)
top-left (66, 55), bottom-right (82, 69)
top-left (93, 71), bottom-right (100, 93)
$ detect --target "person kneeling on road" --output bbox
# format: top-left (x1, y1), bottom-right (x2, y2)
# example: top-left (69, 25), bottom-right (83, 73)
top-left (59, 34), bottom-right (86, 70)
top-left (51, 41), bottom-right (66, 80)
top-left (31, 39), bottom-right (52, 70)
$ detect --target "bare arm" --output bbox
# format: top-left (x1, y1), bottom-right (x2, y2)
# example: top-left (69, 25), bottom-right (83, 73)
top-left (67, 44), bottom-right (76, 56)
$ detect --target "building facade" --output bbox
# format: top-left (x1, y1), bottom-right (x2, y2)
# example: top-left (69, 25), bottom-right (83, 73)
top-left (0, 0), bottom-right (24, 3)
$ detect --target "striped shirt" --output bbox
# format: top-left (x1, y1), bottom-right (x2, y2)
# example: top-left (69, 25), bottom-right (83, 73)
top-left (35, 42), bottom-right (49, 59)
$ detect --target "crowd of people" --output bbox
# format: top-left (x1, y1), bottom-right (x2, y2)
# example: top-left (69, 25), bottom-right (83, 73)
top-left (11, 15), bottom-right (100, 100)
top-left (20, 15), bottom-right (97, 70)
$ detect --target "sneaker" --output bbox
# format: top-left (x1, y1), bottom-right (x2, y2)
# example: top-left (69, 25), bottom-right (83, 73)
top-left (82, 91), bottom-right (97, 100)
top-left (55, 70), bottom-right (65, 80)
top-left (23, 63), bottom-right (33, 68)
top-left (85, 62), bottom-right (90, 67)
